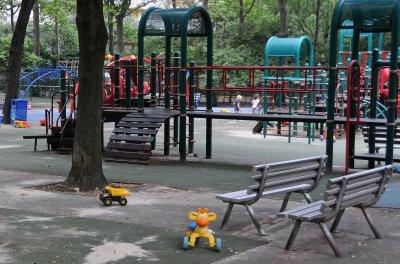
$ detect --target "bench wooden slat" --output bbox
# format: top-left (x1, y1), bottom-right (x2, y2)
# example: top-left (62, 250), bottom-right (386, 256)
top-left (277, 201), bottom-right (324, 218)
top-left (264, 164), bottom-right (320, 178)
top-left (249, 173), bottom-right (316, 192)
top-left (217, 184), bottom-right (311, 203)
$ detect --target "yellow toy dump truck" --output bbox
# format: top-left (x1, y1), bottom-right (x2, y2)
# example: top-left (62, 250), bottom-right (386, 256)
top-left (99, 184), bottom-right (130, 206)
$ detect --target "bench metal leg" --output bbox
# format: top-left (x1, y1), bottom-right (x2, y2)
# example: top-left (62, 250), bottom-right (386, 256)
top-left (220, 203), bottom-right (234, 229)
top-left (330, 209), bottom-right (345, 233)
top-left (245, 204), bottom-right (266, 236)
top-left (34, 139), bottom-right (38, 152)
top-left (361, 207), bottom-right (382, 239)
top-left (285, 219), bottom-right (302, 250)
top-left (318, 222), bottom-right (343, 258)
top-left (279, 193), bottom-right (291, 213)
top-left (303, 193), bottom-right (313, 203)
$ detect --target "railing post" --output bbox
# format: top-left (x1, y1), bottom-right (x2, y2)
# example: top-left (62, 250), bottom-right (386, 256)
top-left (124, 60), bottom-right (132, 108)
top-left (164, 36), bottom-right (172, 156)
top-left (173, 51), bottom-right (180, 147)
top-left (150, 52), bottom-right (157, 107)
top-left (188, 61), bottom-right (195, 153)
top-left (114, 53), bottom-right (120, 106)
top-left (60, 69), bottom-right (66, 127)
top-left (368, 49), bottom-right (379, 168)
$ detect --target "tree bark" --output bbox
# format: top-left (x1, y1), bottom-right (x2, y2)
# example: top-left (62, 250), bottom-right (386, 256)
top-left (107, 0), bottom-right (114, 55)
top-left (33, 0), bottom-right (40, 57)
top-left (64, 0), bottom-right (108, 191)
top-left (55, 18), bottom-right (60, 64)
top-left (2, 0), bottom-right (35, 124)
top-left (10, 0), bottom-right (15, 32)
top-left (239, 0), bottom-right (244, 23)
top-left (278, 0), bottom-right (288, 37)
top-left (314, 0), bottom-right (322, 57)
top-left (116, 14), bottom-right (124, 54)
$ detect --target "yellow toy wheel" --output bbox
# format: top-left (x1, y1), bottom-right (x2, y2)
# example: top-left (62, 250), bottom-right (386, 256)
top-left (118, 198), bottom-right (127, 206)
top-left (103, 197), bottom-right (112, 206)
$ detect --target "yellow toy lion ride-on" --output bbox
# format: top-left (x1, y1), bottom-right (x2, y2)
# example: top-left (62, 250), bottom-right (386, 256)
top-left (182, 208), bottom-right (222, 252)
top-left (99, 184), bottom-right (130, 206)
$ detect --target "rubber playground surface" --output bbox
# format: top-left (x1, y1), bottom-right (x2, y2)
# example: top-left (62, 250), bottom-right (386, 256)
top-left (0, 107), bottom-right (400, 263)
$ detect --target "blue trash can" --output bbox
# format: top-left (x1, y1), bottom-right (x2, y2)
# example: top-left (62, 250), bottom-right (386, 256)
top-left (11, 99), bottom-right (28, 122)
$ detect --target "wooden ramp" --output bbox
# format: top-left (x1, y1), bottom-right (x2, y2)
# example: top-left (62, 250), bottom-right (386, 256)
top-left (105, 109), bottom-right (178, 164)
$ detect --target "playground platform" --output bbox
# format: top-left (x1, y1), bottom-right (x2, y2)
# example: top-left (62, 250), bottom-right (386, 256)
top-left (187, 111), bottom-right (400, 126)
top-left (102, 107), bottom-right (180, 123)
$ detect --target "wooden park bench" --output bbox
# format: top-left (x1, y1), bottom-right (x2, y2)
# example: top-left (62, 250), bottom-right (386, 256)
top-left (354, 126), bottom-right (400, 165)
top-left (278, 165), bottom-right (393, 257)
top-left (23, 134), bottom-right (52, 151)
top-left (216, 155), bottom-right (327, 236)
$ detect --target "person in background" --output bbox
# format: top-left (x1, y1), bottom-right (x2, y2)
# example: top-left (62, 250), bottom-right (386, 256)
top-left (251, 94), bottom-right (260, 113)
top-left (234, 95), bottom-right (243, 113)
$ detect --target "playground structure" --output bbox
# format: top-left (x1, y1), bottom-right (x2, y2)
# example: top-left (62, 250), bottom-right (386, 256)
top-left (262, 36), bottom-right (317, 143)
top-left (23, 1), bottom-right (400, 172)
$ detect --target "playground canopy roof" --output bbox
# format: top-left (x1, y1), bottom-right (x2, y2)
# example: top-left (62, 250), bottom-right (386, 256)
top-left (138, 6), bottom-right (212, 37)
top-left (334, 0), bottom-right (400, 32)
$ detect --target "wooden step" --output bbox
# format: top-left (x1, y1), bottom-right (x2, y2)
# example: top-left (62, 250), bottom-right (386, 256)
top-left (113, 128), bottom-right (158, 135)
top-left (105, 150), bottom-right (151, 160)
top-left (116, 122), bottom-right (162, 129)
top-left (120, 117), bottom-right (166, 123)
top-left (106, 142), bottom-right (152, 152)
top-left (109, 134), bottom-right (154, 143)
top-left (105, 157), bottom-right (150, 165)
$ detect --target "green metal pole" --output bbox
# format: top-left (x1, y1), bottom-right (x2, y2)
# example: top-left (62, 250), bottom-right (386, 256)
top-left (386, 5), bottom-right (399, 166)
top-left (137, 27), bottom-right (145, 112)
top-left (179, 39), bottom-right (188, 161)
top-left (188, 61), bottom-right (195, 153)
top-left (368, 49), bottom-right (379, 168)
top-left (348, 30), bottom-right (360, 169)
top-left (60, 69), bottom-right (66, 127)
top-left (205, 31), bottom-right (213, 159)
top-left (164, 37), bottom-right (172, 156)
top-left (173, 51), bottom-right (180, 148)
top-left (114, 53), bottom-right (120, 106)
top-left (326, 12), bottom-right (339, 172)
top-left (124, 60), bottom-right (132, 108)
top-left (150, 52), bottom-right (157, 107)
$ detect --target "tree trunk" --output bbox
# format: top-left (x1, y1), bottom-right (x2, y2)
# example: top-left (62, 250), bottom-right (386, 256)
top-left (64, 0), bottom-right (108, 191)
top-left (33, 0), bottom-right (40, 57)
top-left (10, 0), bottom-right (15, 32)
top-left (239, 0), bottom-right (244, 23)
top-left (2, 0), bottom-right (35, 124)
top-left (172, 0), bottom-right (177, 8)
top-left (107, 0), bottom-right (114, 55)
top-left (278, 0), bottom-right (288, 37)
top-left (55, 18), bottom-right (60, 64)
top-left (314, 0), bottom-right (322, 57)
top-left (116, 14), bottom-right (124, 54)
